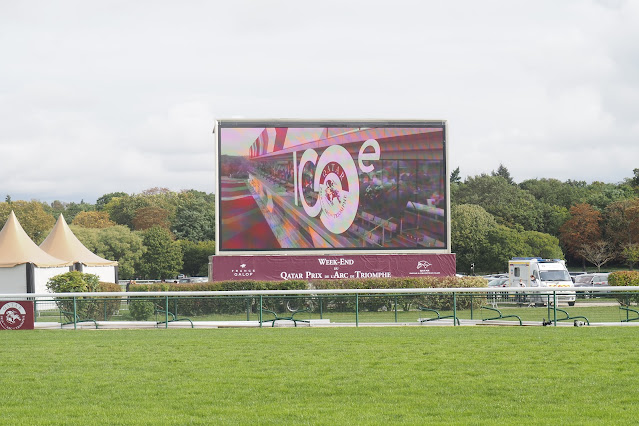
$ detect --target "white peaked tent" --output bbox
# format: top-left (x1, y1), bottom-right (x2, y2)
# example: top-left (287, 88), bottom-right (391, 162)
top-left (39, 214), bottom-right (118, 283)
top-left (0, 211), bottom-right (73, 294)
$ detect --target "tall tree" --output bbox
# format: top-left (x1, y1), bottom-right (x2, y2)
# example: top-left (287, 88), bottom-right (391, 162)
top-left (0, 200), bottom-right (55, 243)
top-left (559, 203), bottom-right (602, 269)
top-left (137, 226), bottom-right (183, 280)
top-left (579, 241), bottom-right (615, 272)
top-left (603, 198), bottom-right (639, 251)
top-left (519, 178), bottom-right (587, 209)
top-left (450, 167), bottom-right (461, 185)
top-left (454, 174), bottom-right (543, 231)
top-left (71, 225), bottom-right (144, 279)
top-left (491, 163), bottom-right (514, 184)
top-left (72, 211), bottom-right (116, 229)
top-left (481, 224), bottom-right (530, 272)
top-left (521, 230), bottom-right (564, 260)
top-left (104, 194), bottom-right (149, 229)
top-left (172, 195), bottom-right (215, 242)
top-left (621, 243), bottom-right (639, 270)
top-left (585, 181), bottom-right (634, 211)
top-left (132, 207), bottom-right (170, 231)
top-left (96, 192), bottom-right (127, 211)
top-left (451, 204), bottom-right (498, 273)
top-left (178, 240), bottom-right (215, 277)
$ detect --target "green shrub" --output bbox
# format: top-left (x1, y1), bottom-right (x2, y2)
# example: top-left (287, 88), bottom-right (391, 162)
top-left (128, 300), bottom-right (155, 320)
top-left (47, 271), bottom-right (103, 321)
top-left (608, 271), bottom-right (639, 304)
top-left (97, 282), bottom-right (123, 319)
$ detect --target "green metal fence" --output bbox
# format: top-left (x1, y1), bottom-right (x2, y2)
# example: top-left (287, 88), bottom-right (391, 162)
top-left (5, 286), bottom-right (638, 328)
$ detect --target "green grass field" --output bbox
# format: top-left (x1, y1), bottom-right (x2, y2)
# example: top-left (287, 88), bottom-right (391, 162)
top-left (1, 328), bottom-right (637, 424)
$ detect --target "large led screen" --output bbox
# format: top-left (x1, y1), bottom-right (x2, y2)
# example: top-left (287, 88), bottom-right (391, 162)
top-left (216, 120), bottom-right (449, 254)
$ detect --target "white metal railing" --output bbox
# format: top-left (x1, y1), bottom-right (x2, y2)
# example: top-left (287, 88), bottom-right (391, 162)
top-left (2, 286), bottom-right (639, 299)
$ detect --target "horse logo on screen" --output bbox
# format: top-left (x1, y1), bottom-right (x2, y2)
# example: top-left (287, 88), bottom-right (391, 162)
top-left (0, 302), bottom-right (27, 330)
top-left (298, 140), bottom-right (380, 235)
top-left (324, 180), bottom-right (341, 205)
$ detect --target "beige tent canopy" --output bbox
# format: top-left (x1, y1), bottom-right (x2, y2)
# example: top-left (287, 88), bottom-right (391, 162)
top-left (40, 214), bottom-right (118, 267)
top-left (0, 211), bottom-right (72, 294)
top-left (0, 211), bottom-right (72, 268)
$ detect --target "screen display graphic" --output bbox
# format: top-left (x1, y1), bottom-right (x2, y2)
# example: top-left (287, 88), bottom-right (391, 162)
top-left (216, 121), bottom-right (448, 254)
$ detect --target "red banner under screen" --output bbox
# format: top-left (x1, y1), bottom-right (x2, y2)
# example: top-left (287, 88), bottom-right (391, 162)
top-left (211, 253), bottom-right (456, 281)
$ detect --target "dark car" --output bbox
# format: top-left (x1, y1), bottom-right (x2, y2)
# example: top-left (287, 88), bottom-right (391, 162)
top-left (573, 273), bottom-right (610, 298)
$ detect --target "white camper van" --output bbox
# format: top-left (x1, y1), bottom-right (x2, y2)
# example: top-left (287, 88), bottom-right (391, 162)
top-left (508, 258), bottom-right (576, 306)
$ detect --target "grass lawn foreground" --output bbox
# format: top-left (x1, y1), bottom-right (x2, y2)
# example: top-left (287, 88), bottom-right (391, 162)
top-left (1, 327), bottom-right (637, 424)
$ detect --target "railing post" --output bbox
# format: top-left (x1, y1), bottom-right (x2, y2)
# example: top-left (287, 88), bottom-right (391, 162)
top-left (470, 294), bottom-right (473, 320)
top-left (553, 291), bottom-right (557, 327)
top-left (165, 295), bottom-right (169, 329)
top-left (453, 292), bottom-right (457, 326)
top-left (394, 295), bottom-right (398, 323)
top-left (319, 296), bottom-right (323, 319)
top-left (246, 297), bottom-right (250, 321)
top-left (104, 299), bottom-right (108, 321)
top-left (259, 295), bottom-right (263, 328)
top-left (73, 296), bottom-right (77, 330)
top-left (355, 294), bottom-right (359, 327)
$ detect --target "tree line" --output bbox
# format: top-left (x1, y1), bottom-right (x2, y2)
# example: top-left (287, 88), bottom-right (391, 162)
top-left (1, 188), bottom-right (214, 280)
top-left (451, 166), bottom-right (639, 273)
top-left (3, 166), bottom-right (638, 278)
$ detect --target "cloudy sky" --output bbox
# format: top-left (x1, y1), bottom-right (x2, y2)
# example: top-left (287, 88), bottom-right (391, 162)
top-left (1, 0), bottom-right (637, 203)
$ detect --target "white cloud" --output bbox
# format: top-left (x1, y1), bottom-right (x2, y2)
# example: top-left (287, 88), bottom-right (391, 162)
top-left (0, 0), bottom-right (638, 202)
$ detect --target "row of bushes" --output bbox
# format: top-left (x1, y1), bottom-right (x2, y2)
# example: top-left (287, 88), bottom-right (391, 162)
top-left (311, 276), bottom-right (487, 312)
top-left (128, 280), bottom-right (308, 318)
top-left (125, 276), bottom-right (487, 318)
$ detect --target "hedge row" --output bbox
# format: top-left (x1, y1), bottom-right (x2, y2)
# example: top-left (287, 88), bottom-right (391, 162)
top-left (128, 280), bottom-right (308, 317)
top-left (127, 276), bottom-right (487, 316)
top-left (310, 276), bottom-right (487, 311)
top-left (608, 271), bottom-right (639, 304)
top-left (97, 282), bottom-right (123, 319)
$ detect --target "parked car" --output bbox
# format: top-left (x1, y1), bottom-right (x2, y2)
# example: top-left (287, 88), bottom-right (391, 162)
top-left (178, 277), bottom-right (209, 284)
top-left (487, 278), bottom-right (510, 302)
top-left (573, 273), bottom-right (610, 298)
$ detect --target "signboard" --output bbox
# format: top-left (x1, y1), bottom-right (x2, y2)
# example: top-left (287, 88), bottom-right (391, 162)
top-left (215, 120), bottom-right (449, 255)
top-left (0, 301), bottom-right (35, 330)
top-left (211, 253), bottom-right (456, 282)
